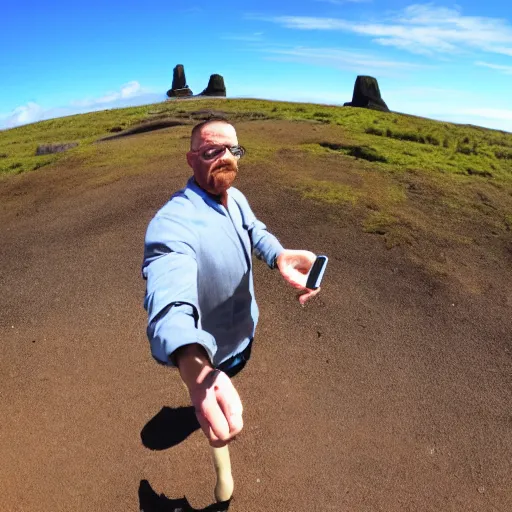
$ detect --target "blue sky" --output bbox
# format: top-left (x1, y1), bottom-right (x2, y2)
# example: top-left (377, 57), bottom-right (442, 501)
top-left (1, 0), bottom-right (512, 132)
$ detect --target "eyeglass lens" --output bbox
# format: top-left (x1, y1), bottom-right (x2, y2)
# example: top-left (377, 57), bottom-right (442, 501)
top-left (202, 145), bottom-right (245, 160)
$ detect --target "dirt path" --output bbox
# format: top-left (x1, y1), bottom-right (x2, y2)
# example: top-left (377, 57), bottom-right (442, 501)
top-left (1, 124), bottom-right (511, 512)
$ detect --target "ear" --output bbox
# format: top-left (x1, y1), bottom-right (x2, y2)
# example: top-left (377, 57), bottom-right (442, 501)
top-left (186, 151), bottom-right (195, 169)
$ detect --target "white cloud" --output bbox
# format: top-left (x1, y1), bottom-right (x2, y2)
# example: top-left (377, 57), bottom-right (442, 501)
top-left (71, 81), bottom-right (144, 107)
top-left (475, 61), bottom-right (512, 75)
top-left (381, 91), bottom-right (512, 132)
top-left (262, 4), bottom-right (512, 57)
top-left (458, 107), bottom-right (512, 122)
top-left (0, 82), bottom-right (163, 129)
top-left (261, 45), bottom-right (426, 76)
top-left (2, 102), bottom-right (45, 129)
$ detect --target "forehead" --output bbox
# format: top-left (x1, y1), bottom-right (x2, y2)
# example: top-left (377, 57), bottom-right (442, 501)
top-left (194, 122), bottom-right (238, 147)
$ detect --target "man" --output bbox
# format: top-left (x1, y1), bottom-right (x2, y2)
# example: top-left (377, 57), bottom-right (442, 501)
top-left (142, 118), bottom-right (320, 448)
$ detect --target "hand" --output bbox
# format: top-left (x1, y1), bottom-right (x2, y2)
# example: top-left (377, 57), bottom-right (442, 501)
top-left (188, 368), bottom-right (244, 448)
top-left (276, 249), bottom-right (321, 305)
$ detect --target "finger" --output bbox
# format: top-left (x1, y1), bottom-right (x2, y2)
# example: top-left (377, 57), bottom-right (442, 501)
top-left (216, 382), bottom-right (244, 435)
top-left (298, 287), bottom-right (321, 305)
top-left (209, 437), bottom-right (229, 448)
top-left (297, 254), bottom-right (317, 271)
top-left (281, 266), bottom-right (308, 289)
top-left (200, 395), bottom-right (231, 441)
top-left (196, 409), bottom-right (221, 444)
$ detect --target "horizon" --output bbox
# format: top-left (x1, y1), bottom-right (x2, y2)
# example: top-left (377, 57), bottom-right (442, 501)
top-left (2, 1), bottom-right (512, 133)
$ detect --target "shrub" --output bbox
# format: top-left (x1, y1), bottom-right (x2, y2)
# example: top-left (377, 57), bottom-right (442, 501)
top-left (365, 127), bottom-right (384, 136)
top-left (318, 142), bottom-right (387, 163)
top-left (466, 168), bottom-right (493, 178)
top-left (345, 146), bottom-right (387, 163)
top-left (456, 144), bottom-right (473, 155)
top-left (425, 134), bottom-right (440, 146)
top-left (494, 148), bottom-right (512, 160)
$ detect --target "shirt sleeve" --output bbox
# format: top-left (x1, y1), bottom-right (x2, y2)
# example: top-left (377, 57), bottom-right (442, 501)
top-left (142, 212), bottom-right (217, 367)
top-left (232, 190), bottom-right (285, 268)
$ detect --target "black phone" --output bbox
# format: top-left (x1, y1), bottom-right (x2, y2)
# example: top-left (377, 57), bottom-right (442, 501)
top-left (306, 255), bottom-right (328, 290)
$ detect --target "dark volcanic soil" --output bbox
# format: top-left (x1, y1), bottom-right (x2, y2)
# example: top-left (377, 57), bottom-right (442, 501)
top-left (1, 121), bottom-right (511, 512)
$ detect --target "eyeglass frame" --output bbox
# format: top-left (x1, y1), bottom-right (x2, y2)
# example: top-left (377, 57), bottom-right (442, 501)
top-left (190, 144), bottom-right (246, 161)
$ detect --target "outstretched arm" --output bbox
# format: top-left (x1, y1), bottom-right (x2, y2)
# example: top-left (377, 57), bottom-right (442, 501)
top-left (232, 191), bottom-right (320, 304)
top-left (143, 213), bottom-right (242, 447)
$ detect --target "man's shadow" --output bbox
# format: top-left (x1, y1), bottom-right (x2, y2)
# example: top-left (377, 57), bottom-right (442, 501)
top-left (139, 362), bottom-right (248, 511)
top-left (141, 405), bottom-right (200, 450)
top-left (139, 479), bottom-right (231, 512)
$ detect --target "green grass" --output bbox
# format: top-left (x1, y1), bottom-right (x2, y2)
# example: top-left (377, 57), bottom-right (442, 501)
top-left (2, 98), bottom-right (511, 182)
top-left (300, 179), bottom-right (360, 205)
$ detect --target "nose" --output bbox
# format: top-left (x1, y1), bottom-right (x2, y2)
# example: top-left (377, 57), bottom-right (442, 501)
top-left (218, 147), bottom-right (235, 163)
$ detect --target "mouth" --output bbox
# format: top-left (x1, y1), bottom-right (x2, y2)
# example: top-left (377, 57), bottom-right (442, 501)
top-left (214, 164), bottom-right (237, 174)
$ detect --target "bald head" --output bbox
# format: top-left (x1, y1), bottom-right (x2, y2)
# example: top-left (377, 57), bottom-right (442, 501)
top-left (190, 118), bottom-right (235, 150)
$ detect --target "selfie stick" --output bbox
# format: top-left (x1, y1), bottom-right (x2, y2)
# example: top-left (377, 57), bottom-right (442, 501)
top-left (211, 445), bottom-right (234, 502)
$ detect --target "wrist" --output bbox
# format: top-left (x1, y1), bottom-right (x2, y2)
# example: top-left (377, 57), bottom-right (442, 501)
top-left (174, 344), bottom-right (214, 389)
top-left (275, 250), bottom-right (285, 269)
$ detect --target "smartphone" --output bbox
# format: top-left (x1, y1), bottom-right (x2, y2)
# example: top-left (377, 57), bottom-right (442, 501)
top-left (306, 255), bottom-right (328, 290)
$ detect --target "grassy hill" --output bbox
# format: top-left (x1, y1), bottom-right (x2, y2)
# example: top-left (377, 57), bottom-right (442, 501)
top-left (1, 98), bottom-right (511, 288)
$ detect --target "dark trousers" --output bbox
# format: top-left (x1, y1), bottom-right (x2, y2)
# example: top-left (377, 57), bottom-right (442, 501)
top-left (216, 339), bottom-right (253, 378)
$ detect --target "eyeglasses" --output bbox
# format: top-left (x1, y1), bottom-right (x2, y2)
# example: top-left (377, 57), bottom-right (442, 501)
top-left (192, 144), bottom-right (246, 161)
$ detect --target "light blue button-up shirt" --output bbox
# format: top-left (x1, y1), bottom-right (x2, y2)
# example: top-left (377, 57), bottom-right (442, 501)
top-left (142, 177), bottom-right (284, 367)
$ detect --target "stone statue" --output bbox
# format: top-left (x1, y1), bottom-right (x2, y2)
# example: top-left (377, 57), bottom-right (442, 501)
top-left (344, 76), bottom-right (389, 112)
top-left (198, 74), bottom-right (226, 97)
top-left (166, 64), bottom-right (193, 98)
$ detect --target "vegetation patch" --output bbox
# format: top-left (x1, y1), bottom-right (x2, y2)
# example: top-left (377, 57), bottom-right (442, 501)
top-left (366, 126), bottom-right (442, 146)
top-left (466, 168), bottom-right (493, 178)
top-left (319, 142), bottom-right (387, 163)
top-left (313, 112), bottom-right (332, 123)
top-left (297, 179), bottom-right (360, 205)
top-left (363, 211), bottom-right (398, 235)
top-left (1, 97), bottom-right (510, 185)
top-left (494, 148), bottom-right (512, 160)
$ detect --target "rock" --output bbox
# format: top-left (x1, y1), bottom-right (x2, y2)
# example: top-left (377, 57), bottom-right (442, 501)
top-left (35, 142), bottom-right (78, 155)
top-left (167, 87), bottom-right (193, 98)
top-left (198, 74), bottom-right (226, 97)
top-left (344, 75), bottom-right (389, 112)
top-left (166, 64), bottom-right (193, 98)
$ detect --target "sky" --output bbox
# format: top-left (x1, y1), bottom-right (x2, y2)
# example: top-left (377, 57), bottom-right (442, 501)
top-left (1, 1), bottom-right (512, 132)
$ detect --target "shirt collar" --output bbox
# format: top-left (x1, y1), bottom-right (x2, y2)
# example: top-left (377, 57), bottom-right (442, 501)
top-left (186, 176), bottom-right (228, 214)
